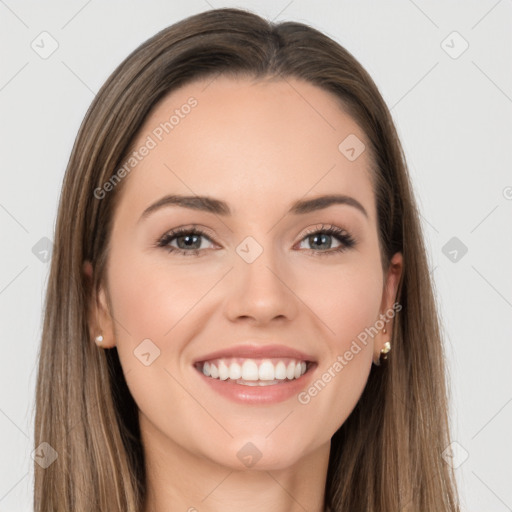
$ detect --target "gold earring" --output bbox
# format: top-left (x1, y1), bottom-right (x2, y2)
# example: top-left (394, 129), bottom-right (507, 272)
top-left (374, 341), bottom-right (391, 366)
top-left (95, 334), bottom-right (104, 346)
top-left (380, 341), bottom-right (391, 360)
top-left (374, 323), bottom-right (391, 366)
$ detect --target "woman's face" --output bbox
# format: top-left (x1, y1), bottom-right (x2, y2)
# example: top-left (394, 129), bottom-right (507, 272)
top-left (88, 75), bottom-right (402, 470)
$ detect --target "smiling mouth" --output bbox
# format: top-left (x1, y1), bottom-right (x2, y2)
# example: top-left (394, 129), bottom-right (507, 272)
top-left (194, 357), bottom-right (315, 386)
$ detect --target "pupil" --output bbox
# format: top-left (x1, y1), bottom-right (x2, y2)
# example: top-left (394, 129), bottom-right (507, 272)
top-left (179, 234), bottom-right (200, 249)
top-left (310, 234), bottom-right (331, 250)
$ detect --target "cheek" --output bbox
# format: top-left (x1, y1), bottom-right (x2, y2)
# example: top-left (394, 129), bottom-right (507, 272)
top-left (105, 245), bottom-right (227, 414)
top-left (293, 260), bottom-right (382, 426)
top-left (334, 274), bottom-right (382, 346)
top-left (105, 249), bottom-right (216, 431)
top-left (300, 259), bottom-right (383, 348)
top-left (107, 247), bottom-right (217, 344)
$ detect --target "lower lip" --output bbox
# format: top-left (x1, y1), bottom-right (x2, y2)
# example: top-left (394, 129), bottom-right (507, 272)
top-left (194, 364), bottom-right (317, 405)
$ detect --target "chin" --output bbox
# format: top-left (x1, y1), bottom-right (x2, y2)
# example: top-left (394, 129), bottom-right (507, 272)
top-left (206, 434), bottom-right (312, 471)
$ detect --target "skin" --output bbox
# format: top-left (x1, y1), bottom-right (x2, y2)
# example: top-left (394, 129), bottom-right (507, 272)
top-left (84, 75), bottom-right (403, 512)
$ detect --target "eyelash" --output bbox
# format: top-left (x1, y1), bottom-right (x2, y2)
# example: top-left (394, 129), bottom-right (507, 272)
top-left (156, 224), bottom-right (356, 257)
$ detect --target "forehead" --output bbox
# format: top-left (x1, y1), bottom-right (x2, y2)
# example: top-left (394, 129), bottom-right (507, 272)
top-left (115, 75), bottom-right (376, 224)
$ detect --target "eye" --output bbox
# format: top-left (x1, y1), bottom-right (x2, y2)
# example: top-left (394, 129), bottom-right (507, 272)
top-left (156, 223), bottom-right (356, 257)
top-left (296, 224), bottom-right (356, 255)
top-left (156, 226), bottom-right (216, 256)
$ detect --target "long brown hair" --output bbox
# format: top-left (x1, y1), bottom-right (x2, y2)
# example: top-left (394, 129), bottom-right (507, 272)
top-left (34, 8), bottom-right (459, 511)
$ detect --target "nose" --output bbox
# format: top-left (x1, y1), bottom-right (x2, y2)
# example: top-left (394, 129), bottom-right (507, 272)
top-left (223, 244), bottom-right (299, 325)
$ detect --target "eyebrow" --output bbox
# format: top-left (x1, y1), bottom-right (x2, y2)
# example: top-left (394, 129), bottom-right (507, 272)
top-left (138, 193), bottom-right (368, 222)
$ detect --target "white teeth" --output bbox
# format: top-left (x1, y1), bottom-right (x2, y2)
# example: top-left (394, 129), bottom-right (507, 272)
top-left (237, 380), bottom-right (281, 386)
top-left (218, 360), bottom-right (229, 380)
top-left (199, 357), bottom-right (309, 383)
top-left (286, 362), bottom-right (295, 380)
top-left (258, 361), bottom-right (275, 380)
top-left (275, 361), bottom-right (287, 380)
top-left (210, 363), bottom-right (219, 379)
top-left (229, 362), bottom-right (242, 380)
top-left (241, 360), bottom-right (259, 381)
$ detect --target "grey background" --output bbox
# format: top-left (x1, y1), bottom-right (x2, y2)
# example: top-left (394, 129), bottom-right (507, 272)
top-left (1, 1), bottom-right (511, 510)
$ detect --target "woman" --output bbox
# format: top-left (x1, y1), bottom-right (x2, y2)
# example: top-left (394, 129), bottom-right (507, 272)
top-left (34, 8), bottom-right (460, 511)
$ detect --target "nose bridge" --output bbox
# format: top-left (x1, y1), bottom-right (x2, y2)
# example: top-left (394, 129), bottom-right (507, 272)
top-left (223, 235), bottom-right (297, 323)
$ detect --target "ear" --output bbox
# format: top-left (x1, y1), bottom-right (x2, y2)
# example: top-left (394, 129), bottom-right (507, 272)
top-left (83, 260), bottom-right (116, 348)
top-left (373, 252), bottom-right (403, 364)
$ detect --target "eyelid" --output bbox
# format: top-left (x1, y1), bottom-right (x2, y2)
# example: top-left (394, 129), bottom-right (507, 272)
top-left (158, 224), bottom-right (217, 241)
top-left (299, 223), bottom-right (346, 238)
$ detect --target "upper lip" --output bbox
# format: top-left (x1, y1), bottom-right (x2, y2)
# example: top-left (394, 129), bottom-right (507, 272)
top-left (193, 343), bottom-right (317, 364)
